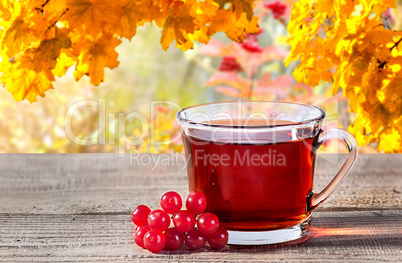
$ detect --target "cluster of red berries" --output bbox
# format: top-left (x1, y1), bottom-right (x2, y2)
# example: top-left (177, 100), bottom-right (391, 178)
top-left (241, 41), bottom-right (263, 53)
top-left (219, 29), bottom-right (265, 72)
top-left (131, 191), bottom-right (228, 253)
top-left (264, 0), bottom-right (287, 19)
top-left (240, 29), bottom-right (264, 53)
top-left (219, 56), bottom-right (243, 72)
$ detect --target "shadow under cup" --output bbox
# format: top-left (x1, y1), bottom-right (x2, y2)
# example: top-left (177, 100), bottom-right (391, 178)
top-left (176, 101), bottom-right (358, 245)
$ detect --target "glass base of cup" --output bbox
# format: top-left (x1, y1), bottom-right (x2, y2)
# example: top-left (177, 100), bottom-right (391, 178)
top-left (227, 216), bottom-right (312, 245)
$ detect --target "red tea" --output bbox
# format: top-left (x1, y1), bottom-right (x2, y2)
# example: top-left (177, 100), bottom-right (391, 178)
top-left (182, 119), bottom-right (317, 231)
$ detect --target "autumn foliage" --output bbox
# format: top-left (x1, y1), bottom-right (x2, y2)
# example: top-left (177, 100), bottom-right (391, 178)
top-left (286, 0), bottom-right (402, 153)
top-left (1, 0), bottom-right (402, 153)
top-left (0, 0), bottom-right (259, 102)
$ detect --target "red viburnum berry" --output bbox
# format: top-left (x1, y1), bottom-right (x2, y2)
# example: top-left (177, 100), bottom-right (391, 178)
top-left (164, 227), bottom-right (185, 250)
top-left (184, 229), bottom-right (206, 250)
top-left (197, 212), bottom-right (219, 236)
top-left (134, 225), bottom-right (151, 248)
top-left (219, 56), bottom-right (243, 72)
top-left (131, 205), bottom-right (151, 226)
top-left (147, 209), bottom-right (170, 231)
top-left (144, 229), bottom-right (166, 253)
top-left (207, 227), bottom-right (229, 250)
top-left (264, 0), bottom-right (287, 19)
top-left (186, 191), bottom-right (207, 215)
top-left (173, 210), bottom-right (196, 233)
top-left (241, 41), bottom-right (263, 53)
top-left (160, 191), bottom-right (182, 214)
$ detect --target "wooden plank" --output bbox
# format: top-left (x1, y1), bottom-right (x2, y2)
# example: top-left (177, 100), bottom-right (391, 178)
top-left (0, 211), bottom-right (401, 262)
top-left (0, 154), bottom-right (401, 214)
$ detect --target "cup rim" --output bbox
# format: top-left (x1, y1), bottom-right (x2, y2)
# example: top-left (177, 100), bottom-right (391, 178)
top-left (176, 100), bottom-right (326, 129)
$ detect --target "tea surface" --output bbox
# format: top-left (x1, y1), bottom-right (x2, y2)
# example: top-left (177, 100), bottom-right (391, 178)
top-left (207, 118), bottom-right (297, 126)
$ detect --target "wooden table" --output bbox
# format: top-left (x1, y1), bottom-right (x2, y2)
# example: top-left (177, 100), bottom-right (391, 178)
top-left (0, 154), bottom-right (401, 262)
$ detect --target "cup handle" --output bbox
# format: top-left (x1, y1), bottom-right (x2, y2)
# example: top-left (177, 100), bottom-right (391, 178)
top-left (308, 128), bottom-right (359, 211)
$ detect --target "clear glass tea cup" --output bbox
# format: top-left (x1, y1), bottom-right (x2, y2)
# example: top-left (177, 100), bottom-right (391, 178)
top-left (176, 101), bottom-right (358, 245)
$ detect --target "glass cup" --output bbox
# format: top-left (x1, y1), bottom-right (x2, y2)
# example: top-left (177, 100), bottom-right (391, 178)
top-left (176, 101), bottom-right (358, 245)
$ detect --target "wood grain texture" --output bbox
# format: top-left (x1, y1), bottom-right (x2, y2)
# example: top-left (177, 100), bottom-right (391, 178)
top-left (0, 153), bottom-right (401, 262)
top-left (0, 211), bottom-right (401, 262)
top-left (0, 153), bottom-right (401, 214)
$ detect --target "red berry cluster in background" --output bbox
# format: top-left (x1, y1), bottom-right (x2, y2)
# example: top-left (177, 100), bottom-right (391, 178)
top-left (264, 0), bottom-right (287, 19)
top-left (239, 28), bottom-right (264, 53)
top-left (219, 56), bottom-right (243, 72)
top-left (131, 191), bottom-right (228, 253)
top-left (241, 41), bottom-right (263, 53)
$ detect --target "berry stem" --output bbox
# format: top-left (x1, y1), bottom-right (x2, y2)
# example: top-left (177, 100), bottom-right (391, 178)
top-left (247, 71), bottom-right (257, 100)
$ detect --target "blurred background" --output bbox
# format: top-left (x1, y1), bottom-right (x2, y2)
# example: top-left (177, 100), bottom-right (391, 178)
top-left (0, 1), bottom-right (380, 153)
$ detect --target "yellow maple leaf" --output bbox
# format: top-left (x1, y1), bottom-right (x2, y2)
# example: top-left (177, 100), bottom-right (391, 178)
top-left (73, 32), bottom-right (121, 85)
top-left (161, 0), bottom-right (197, 50)
top-left (1, 17), bottom-right (39, 57)
top-left (378, 128), bottom-right (401, 153)
top-left (382, 77), bottom-right (402, 117)
top-left (42, 0), bottom-right (68, 23)
top-left (52, 52), bottom-right (77, 78)
top-left (314, 0), bottom-right (335, 18)
top-left (121, 0), bottom-right (156, 39)
top-left (64, 0), bottom-right (123, 37)
top-left (0, 28), bottom-right (73, 102)
top-left (0, 0), bottom-right (12, 21)
top-left (1, 63), bottom-right (53, 102)
top-left (214, 0), bottom-right (255, 20)
top-left (25, 28), bottom-right (72, 73)
top-left (208, 9), bottom-right (259, 43)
